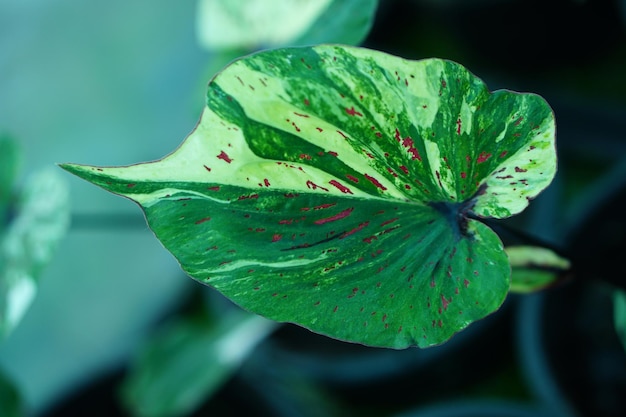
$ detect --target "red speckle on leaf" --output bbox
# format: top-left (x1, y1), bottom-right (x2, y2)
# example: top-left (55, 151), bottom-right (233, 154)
top-left (316, 127), bottom-right (323, 132)
top-left (347, 287), bottom-right (359, 298)
top-left (314, 203), bottom-right (336, 210)
top-left (499, 151), bottom-right (508, 158)
top-left (400, 136), bottom-right (422, 161)
top-left (464, 279), bottom-right (470, 288)
top-left (299, 153), bottom-right (312, 160)
top-left (386, 167), bottom-right (398, 177)
top-left (346, 174), bottom-right (359, 183)
top-left (514, 116), bottom-right (524, 126)
top-left (394, 128), bottom-right (401, 142)
top-left (461, 172), bottom-right (467, 179)
top-left (456, 118), bottom-right (462, 135)
top-left (333, 306), bottom-right (338, 313)
top-left (341, 221), bottom-right (369, 239)
top-left (328, 151), bottom-right (338, 157)
top-left (284, 193), bottom-right (299, 198)
top-left (363, 236), bottom-right (378, 244)
top-left (217, 151), bottom-right (233, 163)
top-left (380, 218), bottom-right (399, 227)
top-left (329, 180), bottom-right (353, 194)
top-left (365, 174), bottom-right (387, 190)
top-left (272, 234), bottom-right (283, 242)
top-left (195, 217), bottom-right (211, 225)
top-left (515, 167), bottom-right (528, 173)
top-left (314, 208), bottom-right (353, 225)
top-left (306, 180), bottom-right (329, 192)
top-left (127, 183), bottom-right (136, 188)
top-left (293, 112), bottom-right (309, 118)
top-left (399, 165), bottom-right (409, 174)
top-left (238, 193), bottom-right (259, 200)
top-left (304, 99), bottom-right (310, 106)
top-left (430, 279), bottom-right (436, 288)
top-left (263, 178), bottom-right (271, 187)
top-left (337, 130), bottom-right (348, 139)
top-left (441, 295), bottom-right (451, 310)
top-left (204, 165), bottom-right (212, 172)
top-left (476, 152), bottom-right (492, 164)
top-left (208, 186), bottom-right (220, 191)
top-left (345, 106), bottom-right (363, 117)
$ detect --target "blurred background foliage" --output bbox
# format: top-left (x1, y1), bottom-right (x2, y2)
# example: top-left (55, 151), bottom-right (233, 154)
top-left (0, 0), bottom-right (625, 416)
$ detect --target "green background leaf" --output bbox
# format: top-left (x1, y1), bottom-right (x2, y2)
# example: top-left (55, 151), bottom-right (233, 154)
top-left (61, 45), bottom-right (555, 348)
top-left (507, 245), bottom-right (570, 294)
top-left (0, 368), bottom-right (22, 417)
top-left (121, 312), bottom-right (277, 417)
top-left (615, 289), bottom-right (626, 353)
top-left (1, 168), bottom-right (70, 338)
top-left (0, 135), bottom-right (20, 213)
top-left (196, 0), bottom-right (378, 50)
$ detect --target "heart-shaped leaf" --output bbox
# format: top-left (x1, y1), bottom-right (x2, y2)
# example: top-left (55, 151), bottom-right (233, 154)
top-left (61, 45), bottom-right (556, 348)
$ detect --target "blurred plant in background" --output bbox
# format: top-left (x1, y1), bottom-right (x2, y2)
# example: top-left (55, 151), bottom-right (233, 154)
top-left (0, 0), bottom-right (625, 417)
top-left (0, 134), bottom-right (69, 416)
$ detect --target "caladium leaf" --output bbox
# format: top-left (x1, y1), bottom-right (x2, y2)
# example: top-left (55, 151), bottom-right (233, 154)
top-left (60, 45), bottom-right (556, 348)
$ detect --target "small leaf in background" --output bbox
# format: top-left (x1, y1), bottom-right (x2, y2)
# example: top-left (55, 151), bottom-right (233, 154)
top-left (0, 167), bottom-right (70, 339)
top-left (196, 0), bottom-right (378, 50)
top-left (615, 290), bottom-right (626, 352)
top-left (0, 369), bottom-right (22, 417)
top-left (507, 245), bottom-right (571, 294)
top-left (121, 312), bottom-right (277, 417)
top-left (61, 45), bottom-right (556, 348)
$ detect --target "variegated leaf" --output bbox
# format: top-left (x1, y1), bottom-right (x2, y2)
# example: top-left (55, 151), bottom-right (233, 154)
top-left (60, 45), bottom-right (556, 348)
